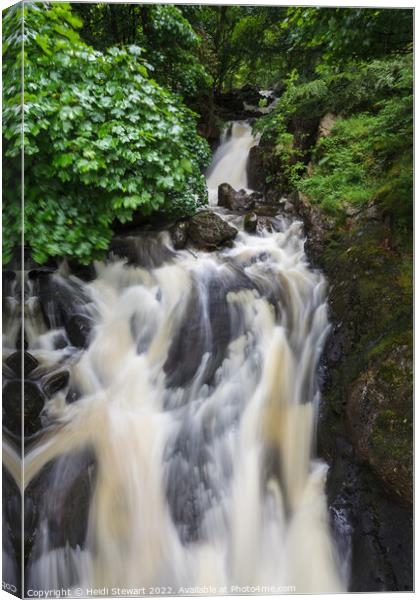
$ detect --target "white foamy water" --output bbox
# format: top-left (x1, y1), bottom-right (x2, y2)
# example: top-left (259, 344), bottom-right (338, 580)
top-left (206, 122), bottom-right (260, 204)
top-left (20, 122), bottom-right (346, 595)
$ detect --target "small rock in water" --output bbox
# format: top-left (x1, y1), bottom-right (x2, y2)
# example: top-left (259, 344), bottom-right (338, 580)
top-left (43, 370), bottom-right (70, 398)
top-left (170, 220), bottom-right (189, 250)
top-left (66, 314), bottom-right (93, 349)
top-left (188, 211), bottom-right (237, 250)
top-left (244, 212), bottom-right (283, 234)
top-left (66, 386), bottom-right (81, 404)
top-left (68, 260), bottom-right (97, 282)
top-left (256, 216), bottom-right (283, 233)
top-left (244, 212), bottom-right (258, 233)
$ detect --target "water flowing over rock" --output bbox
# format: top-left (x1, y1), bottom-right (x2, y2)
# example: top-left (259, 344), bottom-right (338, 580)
top-left (9, 120), bottom-right (346, 595)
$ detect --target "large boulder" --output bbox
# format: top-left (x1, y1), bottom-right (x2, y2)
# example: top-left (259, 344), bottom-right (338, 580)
top-left (346, 345), bottom-right (412, 505)
top-left (218, 183), bottom-right (255, 212)
top-left (246, 145), bottom-right (265, 191)
top-left (188, 211), bottom-right (237, 250)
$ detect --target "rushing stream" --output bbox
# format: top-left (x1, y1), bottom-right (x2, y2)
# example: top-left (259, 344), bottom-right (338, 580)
top-left (5, 122), bottom-right (346, 595)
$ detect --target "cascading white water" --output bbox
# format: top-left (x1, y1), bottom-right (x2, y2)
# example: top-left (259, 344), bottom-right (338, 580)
top-left (206, 122), bottom-right (260, 203)
top-left (21, 121), bottom-right (346, 595)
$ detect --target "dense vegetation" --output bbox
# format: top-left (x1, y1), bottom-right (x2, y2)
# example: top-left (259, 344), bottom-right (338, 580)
top-left (2, 3), bottom-right (413, 264)
top-left (2, 2), bottom-right (210, 264)
top-left (256, 54), bottom-right (412, 229)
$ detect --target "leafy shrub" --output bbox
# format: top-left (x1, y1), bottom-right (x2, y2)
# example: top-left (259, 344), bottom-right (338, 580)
top-left (2, 2), bottom-right (211, 264)
top-left (298, 94), bottom-right (412, 224)
top-left (298, 115), bottom-right (377, 213)
top-left (256, 53), bottom-right (412, 225)
top-left (140, 4), bottom-right (212, 97)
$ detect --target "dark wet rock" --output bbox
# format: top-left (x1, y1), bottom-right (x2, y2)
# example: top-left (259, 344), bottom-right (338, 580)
top-left (314, 215), bottom-right (413, 591)
top-left (3, 381), bottom-right (23, 436)
top-left (244, 212), bottom-right (258, 233)
top-left (217, 183), bottom-right (255, 212)
top-left (6, 351), bottom-right (38, 378)
top-left (256, 216), bottom-right (283, 233)
top-left (214, 85), bottom-right (262, 120)
top-left (165, 427), bottom-right (215, 543)
top-left (244, 211), bottom-right (283, 234)
top-left (254, 205), bottom-right (282, 217)
top-left (109, 234), bottom-right (175, 268)
top-left (247, 145), bottom-right (265, 191)
top-left (43, 370), bottom-right (70, 398)
top-left (24, 383), bottom-right (45, 437)
top-left (323, 437), bottom-right (413, 592)
top-left (3, 380), bottom-right (45, 437)
top-left (66, 386), bottom-right (81, 404)
top-left (3, 270), bottom-right (16, 282)
top-left (197, 118), bottom-right (221, 149)
top-left (188, 211), bottom-right (237, 250)
top-left (346, 346), bottom-right (412, 505)
top-left (67, 261), bottom-right (97, 282)
top-left (282, 199), bottom-right (296, 214)
top-left (164, 267), bottom-right (256, 390)
top-left (248, 191), bottom-right (264, 203)
top-left (66, 314), bottom-right (93, 349)
top-left (2, 270), bottom-right (16, 298)
top-left (290, 190), bottom-right (336, 262)
top-left (25, 448), bottom-right (97, 568)
top-left (28, 267), bottom-right (57, 281)
top-left (170, 220), bottom-right (189, 250)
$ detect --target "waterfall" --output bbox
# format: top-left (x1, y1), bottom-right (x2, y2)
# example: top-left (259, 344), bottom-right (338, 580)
top-left (206, 122), bottom-right (260, 202)
top-left (15, 121), bottom-right (346, 595)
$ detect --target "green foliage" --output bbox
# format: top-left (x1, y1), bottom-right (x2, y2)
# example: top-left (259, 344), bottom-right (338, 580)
top-left (256, 53), bottom-right (412, 226)
top-left (3, 2), bottom-right (210, 264)
top-left (297, 57), bottom-right (413, 224)
top-left (298, 115), bottom-right (377, 213)
top-left (140, 5), bottom-right (212, 97)
top-left (181, 5), bottom-right (290, 92)
top-left (2, 2), bottom-right (26, 265)
top-left (282, 7), bottom-right (413, 78)
top-left (73, 3), bottom-right (212, 98)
